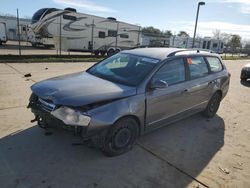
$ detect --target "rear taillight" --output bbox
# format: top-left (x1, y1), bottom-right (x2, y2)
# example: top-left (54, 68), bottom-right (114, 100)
top-left (228, 72), bottom-right (231, 79)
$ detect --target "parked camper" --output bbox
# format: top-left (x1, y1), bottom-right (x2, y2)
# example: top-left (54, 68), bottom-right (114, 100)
top-left (31, 8), bottom-right (140, 55)
top-left (27, 27), bottom-right (54, 48)
top-left (169, 36), bottom-right (224, 53)
top-left (0, 22), bottom-right (7, 45)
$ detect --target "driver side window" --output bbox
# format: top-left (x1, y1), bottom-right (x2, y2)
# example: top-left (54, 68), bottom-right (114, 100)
top-left (153, 58), bottom-right (186, 86)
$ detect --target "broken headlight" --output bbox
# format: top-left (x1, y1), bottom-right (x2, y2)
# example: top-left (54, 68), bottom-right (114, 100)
top-left (51, 106), bottom-right (91, 126)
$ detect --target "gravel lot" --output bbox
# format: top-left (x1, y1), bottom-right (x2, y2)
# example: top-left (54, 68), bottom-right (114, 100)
top-left (0, 60), bottom-right (250, 188)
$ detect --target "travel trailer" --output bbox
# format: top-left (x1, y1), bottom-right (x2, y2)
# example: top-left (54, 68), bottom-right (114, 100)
top-left (0, 22), bottom-right (7, 45)
top-left (0, 15), bottom-right (31, 41)
top-left (27, 27), bottom-right (54, 48)
top-left (31, 8), bottom-right (140, 55)
top-left (169, 36), bottom-right (224, 53)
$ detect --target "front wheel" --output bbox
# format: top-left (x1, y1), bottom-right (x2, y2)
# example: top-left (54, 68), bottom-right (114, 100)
top-left (202, 92), bottom-right (221, 118)
top-left (103, 117), bottom-right (139, 157)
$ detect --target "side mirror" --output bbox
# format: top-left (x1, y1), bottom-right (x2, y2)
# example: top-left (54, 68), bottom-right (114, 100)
top-left (150, 80), bottom-right (168, 89)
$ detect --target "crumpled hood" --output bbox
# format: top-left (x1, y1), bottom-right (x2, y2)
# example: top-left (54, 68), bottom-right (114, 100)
top-left (31, 72), bottom-right (136, 106)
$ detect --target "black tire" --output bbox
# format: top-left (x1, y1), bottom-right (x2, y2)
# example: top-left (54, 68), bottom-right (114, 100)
top-left (103, 117), bottom-right (139, 157)
top-left (241, 77), bottom-right (247, 81)
top-left (100, 51), bottom-right (106, 56)
top-left (94, 51), bottom-right (99, 56)
top-left (202, 92), bottom-right (221, 118)
top-left (115, 49), bottom-right (120, 53)
top-left (107, 49), bottom-right (115, 56)
top-left (0, 39), bottom-right (2, 45)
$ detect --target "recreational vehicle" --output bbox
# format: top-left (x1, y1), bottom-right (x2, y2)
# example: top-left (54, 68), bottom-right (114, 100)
top-left (31, 8), bottom-right (140, 55)
top-left (27, 27), bottom-right (54, 48)
top-left (169, 36), bottom-right (224, 53)
top-left (0, 22), bottom-right (7, 45)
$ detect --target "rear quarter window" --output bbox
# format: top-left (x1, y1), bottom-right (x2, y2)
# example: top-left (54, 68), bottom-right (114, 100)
top-left (206, 57), bottom-right (223, 73)
top-left (187, 56), bottom-right (209, 79)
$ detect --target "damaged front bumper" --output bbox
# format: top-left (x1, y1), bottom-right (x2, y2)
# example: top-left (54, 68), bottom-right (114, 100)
top-left (27, 94), bottom-right (90, 137)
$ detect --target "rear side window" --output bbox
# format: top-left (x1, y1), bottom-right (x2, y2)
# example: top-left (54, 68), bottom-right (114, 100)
top-left (187, 57), bottom-right (208, 79)
top-left (206, 57), bottom-right (223, 72)
top-left (153, 58), bottom-right (185, 86)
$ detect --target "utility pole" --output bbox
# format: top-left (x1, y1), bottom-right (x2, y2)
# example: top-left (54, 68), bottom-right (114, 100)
top-left (115, 22), bottom-right (119, 50)
top-left (192, 2), bottom-right (205, 48)
top-left (59, 15), bottom-right (62, 56)
top-left (16, 9), bottom-right (21, 56)
top-left (91, 19), bottom-right (94, 53)
top-left (137, 27), bottom-right (141, 47)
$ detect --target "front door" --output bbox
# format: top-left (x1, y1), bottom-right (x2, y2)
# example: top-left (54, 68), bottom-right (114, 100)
top-left (146, 58), bottom-right (191, 128)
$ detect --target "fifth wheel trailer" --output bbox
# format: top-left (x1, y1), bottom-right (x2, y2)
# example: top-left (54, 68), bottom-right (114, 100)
top-left (0, 22), bottom-right (7, 45)
top-left (31, 8), bottom-right (140, 55)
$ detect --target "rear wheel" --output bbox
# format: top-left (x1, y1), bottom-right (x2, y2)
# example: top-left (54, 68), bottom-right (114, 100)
top-left (0, 39), bottom-right (2, 45)
top-left (107, 48), bottom-right (115, 56)
top-left (202, 92), bottom-right (221, 118)
top-left (103, 117), bottom-right (139, 157)
top-left (115, 49), bottom-right (121, 53)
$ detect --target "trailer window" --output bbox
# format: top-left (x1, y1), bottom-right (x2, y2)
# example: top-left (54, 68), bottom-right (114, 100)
top-left (99, 31), bottom-right (105, 38)
top-left (63, 14), bottom-right (77, 21)
top-left (120, 34), bottom-right (129, 39)
top-left (213, 43), bottom-right (218, 48)
top-left (108, 30), bottom-right (117, 37)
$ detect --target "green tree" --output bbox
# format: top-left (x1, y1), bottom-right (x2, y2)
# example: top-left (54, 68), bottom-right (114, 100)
top-left (228, 34), bottom-right (241, 48)
top-left (142, 26), bottom-right (162, 36)
top-left (228, 34), bottom-right (242, 53)
top-left (177, 31), bottom-right (189, 37)
top-left (163, 30), bottom-right (173, 37)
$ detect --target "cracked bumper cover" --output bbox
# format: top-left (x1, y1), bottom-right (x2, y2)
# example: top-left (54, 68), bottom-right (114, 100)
top-left (28, 95), bottom-right (91, 137)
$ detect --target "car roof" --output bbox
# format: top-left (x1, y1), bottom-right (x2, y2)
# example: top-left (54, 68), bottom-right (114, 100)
top-left (122, 47), bottom-right (217, 60)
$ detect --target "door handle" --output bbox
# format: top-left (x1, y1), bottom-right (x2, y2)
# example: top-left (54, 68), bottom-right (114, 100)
top-left (182, 88), bottom-right (190, 94)
top-left (209, 80), bottom-right (217, 85)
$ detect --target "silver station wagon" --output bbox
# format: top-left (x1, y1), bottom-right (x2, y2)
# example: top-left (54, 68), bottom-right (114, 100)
top-left (28, 48), bottom-right (230, 156)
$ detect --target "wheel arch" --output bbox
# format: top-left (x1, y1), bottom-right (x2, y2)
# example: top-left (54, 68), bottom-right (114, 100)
top-left (113, 115), bottom-right (141, 136)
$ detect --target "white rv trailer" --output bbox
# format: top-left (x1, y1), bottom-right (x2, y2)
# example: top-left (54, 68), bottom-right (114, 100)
top-left (27, 26), bottom-right (54, 48)
top-left (0, 22), bottom-right (7, 45)
top-left (169, 36), bottom-right (224, 53)
top-left (31, 8), bottom-right (140, 55)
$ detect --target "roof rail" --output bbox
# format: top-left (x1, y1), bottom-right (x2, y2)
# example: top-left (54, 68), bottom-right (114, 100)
top-left (168, 48), bottom-right (214, 57)
top-left (167, 49), bottom-right (189, 57)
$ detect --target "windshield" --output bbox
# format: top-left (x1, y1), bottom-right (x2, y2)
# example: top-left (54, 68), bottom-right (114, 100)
top-left (87, 53), bottom-right (160, 86)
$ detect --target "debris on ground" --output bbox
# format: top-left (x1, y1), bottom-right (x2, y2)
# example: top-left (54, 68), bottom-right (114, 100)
top-left (233, 166), bottom-right (243, 170)
top-left (219, 166), bottom-right (230, 174)
top-left (233, 153), bottom-right (242, 157)
top-left (25, 79), bottom-right (30, 81)
top-left (24, 73), bottom-right (32, 77)
top-left (45, 67), bottom-right (48, 70)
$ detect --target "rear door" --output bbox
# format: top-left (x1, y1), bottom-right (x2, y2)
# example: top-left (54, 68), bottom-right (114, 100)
top-left (183, 56), bottom-right (214, 109)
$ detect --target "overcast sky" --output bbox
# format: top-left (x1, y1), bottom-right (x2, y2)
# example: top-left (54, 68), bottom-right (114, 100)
top-left (1, 0), bottom-right (250, 39)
